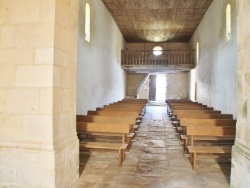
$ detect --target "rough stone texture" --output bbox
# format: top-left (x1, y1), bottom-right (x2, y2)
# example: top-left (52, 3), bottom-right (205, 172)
top-left (148, 75), bottom-right (156, 101)
top-left (167, 73), bottom-right (189, 99)
top-left (189, 0), bottom-right (237, 118)
top-left (77, 0), bottom-right (126, 115)
top-left (0, 0), bottom-right (79, 187)
top-left (74, 104), bottom-right (231, 187)
top-left (230, 0), bottom-right (250, 187)
top-left (126, 73), bottom-right (148, 97)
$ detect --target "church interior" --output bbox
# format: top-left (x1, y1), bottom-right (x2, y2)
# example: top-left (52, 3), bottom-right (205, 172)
top-left (0, 0), bottom-right (249, 187)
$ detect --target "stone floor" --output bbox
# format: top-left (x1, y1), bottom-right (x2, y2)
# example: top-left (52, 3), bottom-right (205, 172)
top-left (73, 104), bottom-right (231, 188)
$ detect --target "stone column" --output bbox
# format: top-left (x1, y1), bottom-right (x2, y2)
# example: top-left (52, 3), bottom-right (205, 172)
top-left (0, 0), bottom-right (79, 187)
top-left (230, 1), bottom-right (250, 187)
top-left (148, 75), bottom-right (156, 101)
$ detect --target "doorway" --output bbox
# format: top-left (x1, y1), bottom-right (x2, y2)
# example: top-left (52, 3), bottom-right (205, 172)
top-left (156, 74), bottom-right (166, 102)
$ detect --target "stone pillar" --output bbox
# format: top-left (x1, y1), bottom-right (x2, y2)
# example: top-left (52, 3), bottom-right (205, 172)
top-left (0, 0), bottom-right (79, 187)
top-left (148, 75), bottom-right (156, 101)
top-left (230, 1), bottom-right (250, 187)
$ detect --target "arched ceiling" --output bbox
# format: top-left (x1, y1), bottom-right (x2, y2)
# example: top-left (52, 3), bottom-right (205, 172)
top-left (101, 0), bottom-right (213, 43)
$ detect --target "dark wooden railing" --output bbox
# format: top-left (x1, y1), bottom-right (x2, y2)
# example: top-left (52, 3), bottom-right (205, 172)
top-left (122, 50), bottom-right (195, 66)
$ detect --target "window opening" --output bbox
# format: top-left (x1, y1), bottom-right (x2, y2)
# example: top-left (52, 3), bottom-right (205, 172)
top-left (196, 42), bottom-right (199, 64)
top-left (226, 4), bottom-right (231, 41)
top-left (153, 46), bottom-right (163, 56)
top-left (85, 3), bottom-right (90, 42)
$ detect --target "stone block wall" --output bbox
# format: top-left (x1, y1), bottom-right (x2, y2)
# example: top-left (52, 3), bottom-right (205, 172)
top-left (230, 1), bottom-right (250, 187)
top-left (0, 0), bottom-right (79, 187)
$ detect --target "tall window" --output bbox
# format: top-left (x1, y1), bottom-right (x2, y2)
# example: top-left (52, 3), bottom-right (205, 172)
top-left (196, 42), bottom-right (199, 64)
top-left (85, 3), bottom-right (90, 42)
top-left (226, 4), bottom-right (231, 41)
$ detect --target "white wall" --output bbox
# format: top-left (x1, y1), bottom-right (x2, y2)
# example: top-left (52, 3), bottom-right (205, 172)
top-left (189, 0), bottom-right (237, 118)
top-left (77, 0), bottom-right (126, 115)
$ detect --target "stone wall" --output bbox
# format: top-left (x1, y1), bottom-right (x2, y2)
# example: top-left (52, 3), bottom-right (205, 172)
top-left (77, 0), bottom-right (126, 115)
top-left (0, 0), bottom-right (79, 187)
top-left (230, 1), bottom-right (250, 187)
top-left (167, 73), bottom-right (189, 99)
top-left (189, 0), bottom-right (237, 117)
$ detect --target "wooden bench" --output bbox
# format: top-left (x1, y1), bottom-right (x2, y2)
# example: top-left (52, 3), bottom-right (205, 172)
top-left (186, 126), bottom-right (235, 171)
top-left (77, 115), bottom-right (137, 145)
top-left (174, 114), bottom-right (233, 134)
top-left (87, 110), bottom-right (141, 118)
top-left (180, 119), bottom-right (236, 152)
top-left (96, 107), bottom-right (144, 115)
top-left (77, 122), bottom-right (131, 167)
top-left (176, 113), bottom-right (233, 120)
top-left (172, 110), bottom-right (221, 115)
top-left (171, 110), bottom-right (221, 121)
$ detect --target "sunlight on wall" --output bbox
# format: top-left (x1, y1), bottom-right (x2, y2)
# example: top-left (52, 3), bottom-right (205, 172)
top-left (190, 69), bottom-right (197, 101)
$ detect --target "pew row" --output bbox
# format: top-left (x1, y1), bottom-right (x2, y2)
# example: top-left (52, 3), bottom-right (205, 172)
top-left (77, 122), bottom-right (132, 167)
top-left (186, 126), bottom-right (235, 171)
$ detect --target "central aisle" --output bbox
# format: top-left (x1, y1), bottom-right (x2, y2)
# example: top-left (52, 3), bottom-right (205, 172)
top-left (74, 104), bottom-right (230, 188)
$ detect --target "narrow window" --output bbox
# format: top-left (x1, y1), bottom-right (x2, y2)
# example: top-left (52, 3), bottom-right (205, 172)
top-left (226, 4), bottom-right (231, 41)
top-left (196, 42), bottom-right (199, 64)
top-left (85, 3), bottom-right (90, 42)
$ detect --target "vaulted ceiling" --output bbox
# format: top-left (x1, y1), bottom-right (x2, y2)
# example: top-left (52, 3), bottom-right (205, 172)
top-left (101, 0), bottom-right (213, 43)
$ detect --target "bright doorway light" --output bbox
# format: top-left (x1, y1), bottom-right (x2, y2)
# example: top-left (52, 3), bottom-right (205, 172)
top-left (156, 74), bottom-right (166, 101)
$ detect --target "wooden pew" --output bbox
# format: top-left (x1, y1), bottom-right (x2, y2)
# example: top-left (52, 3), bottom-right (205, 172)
top-left (176, 114), bottom-right (233, 120)
top-left (77, 115), bottom-right (137, 147)
top-left (171, 110), bottom-right (221, 121)
top-left (173, 113), bottom-right (232, 131)
top-left (186, 126), bottom-right (235, 171)
top-left (170, 107), bottom-right (213, 110)
top-left (77, 122), bottom-right (131, 167)
top-left (180, 119), bottom-right (236, 152)
top-left (96, 107), bottom-right (143, 114)
top-left (121, 99), bottom-right (148, 103)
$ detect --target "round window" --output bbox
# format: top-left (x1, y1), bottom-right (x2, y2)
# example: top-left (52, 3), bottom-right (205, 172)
top-left (153, 46), bottom-right (163, 56)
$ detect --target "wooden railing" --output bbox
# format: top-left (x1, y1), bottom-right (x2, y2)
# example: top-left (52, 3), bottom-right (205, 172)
top-left (122, 50), bottom-right (195, 66)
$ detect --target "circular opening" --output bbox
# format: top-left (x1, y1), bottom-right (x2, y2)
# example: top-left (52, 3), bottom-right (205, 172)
top-left (153, 46), bottom-right (163, 56)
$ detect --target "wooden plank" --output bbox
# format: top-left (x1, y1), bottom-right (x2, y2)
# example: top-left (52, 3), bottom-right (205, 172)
top-left (87, 110), bottom-right (140, 117)
top-left (187, 146), bottom-right (232, 154)
top-left (77, 122), bottom-right (131, 133)
top-left (96, 107), bottom-right (142, 112)
top-left (172, 110), bottom-right (221, 115)
top-left (170, 107), bottom-right (213, 110)
top-left (176, 114), bottom-right (233, 119)
top-left (180, 119), bottom-right (236, 126)
top-left (186, 126), bottom-right (236, 136)
top-left (80, 142), bottom-right (128, 150)
top-left (77, 115), bottom-right (136, 124)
